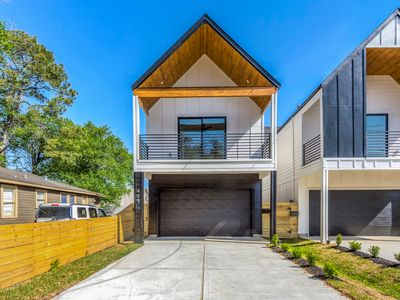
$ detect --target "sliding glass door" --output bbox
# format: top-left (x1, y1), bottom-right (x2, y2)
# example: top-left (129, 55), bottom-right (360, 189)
top-left (178, 117), bottom-right (226, 159)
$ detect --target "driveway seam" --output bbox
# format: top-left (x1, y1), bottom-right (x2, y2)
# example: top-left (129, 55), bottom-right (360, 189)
top-left (201, 243), bottom-right (206, 300)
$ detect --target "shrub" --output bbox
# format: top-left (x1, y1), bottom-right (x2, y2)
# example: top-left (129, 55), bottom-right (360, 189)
top-left (291, 248), bottom-right (303, 259)
top-left (323, 262), bottom-right (338, 279)
top-left (305, 249), bottom-right (319, 266)
top-left (336, 233), bottom-right (343, 247)
top-left (349, 241), bottom-right (362, 252)
top-left (368, 245), bottom-right (380, 258)
top-left (271, 234), bottom-right (280, 247)
top-left (394, 252), bottom-right (400, 262)
top-left (50, 259), bottom-right (60, 271)
top-left (281, 243), bottom-right (290, 252)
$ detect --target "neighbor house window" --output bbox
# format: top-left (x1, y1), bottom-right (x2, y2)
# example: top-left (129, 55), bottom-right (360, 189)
top-left (70, 195), bottom-right (75, 205)
top-left (366, 114), bottom-right (388, 157)
top-left (61, 193), bottom-right (68, 203)
top-left (36, 190), bottom-right (47, 208)
top-left (1, 185), bottom-right (17, 218)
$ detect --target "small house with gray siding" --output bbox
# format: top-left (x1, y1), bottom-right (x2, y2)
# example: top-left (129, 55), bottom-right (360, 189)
top-left (0, 167), bottom-right (101, 224)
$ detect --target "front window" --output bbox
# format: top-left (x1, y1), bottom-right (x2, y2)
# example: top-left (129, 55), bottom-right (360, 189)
top-left (2, 186), bottom-right (17, 218)
top-left (61, 194), bottom-right (68, 203)
top-left (366, 114), bottom-right (388, 157)
top-left (36, 190), bottom-right (47, 208)
top-left (178, 117), bottom-right (226, 159)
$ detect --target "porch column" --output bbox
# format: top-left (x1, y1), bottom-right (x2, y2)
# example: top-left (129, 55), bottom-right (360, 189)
top-left (320, 167), bottom-right (329, 243)
top-left (134, 171), bottom-right (145, 243)
top-left (270, 171), bottom-right (277, 238)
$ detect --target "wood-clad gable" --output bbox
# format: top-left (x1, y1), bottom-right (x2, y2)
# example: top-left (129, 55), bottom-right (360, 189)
top-left (132, 15), bottom-right (279, 114)
top-left (367, 48), bottom-right (400, 84)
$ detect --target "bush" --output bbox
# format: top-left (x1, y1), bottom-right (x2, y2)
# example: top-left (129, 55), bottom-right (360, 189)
top-left (349, 241), bottom-right (362, 251)
top-left (271, 234), bottom-right (280, 247)
top-left (281, 243), bottom-right (290, 252)
top-left (50, 259), bottom-right (60, 271)
top-left (394, 252), bottom-right (400, 262)
top-left (368, 245), bottom-right (380, 258)
top-left (291, 248), bottom-right (303, 259)
top-left (323, 262), bottom-right (338, 279)
top-left (336, 233), bottom-right (343, 247)
top-left (305, 250), bottom-right (319, 266)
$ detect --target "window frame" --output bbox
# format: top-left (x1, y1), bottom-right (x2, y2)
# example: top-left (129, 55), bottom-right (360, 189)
top-left (35, 189), bottom-right (47, 208)
top-left (366, 113), bottom-right (389, 157)
top-left (69, 194), bottom-right (76, 205)
top-left (60, 193), bottom-right (69, 204)
top-left (177, 116), bottom-right (227, 159)
top-left (1, 184), bottom-right (18, 218)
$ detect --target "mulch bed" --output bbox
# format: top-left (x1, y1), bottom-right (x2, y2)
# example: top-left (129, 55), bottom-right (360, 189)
top-left (334, 245), bottom-right (400, 268)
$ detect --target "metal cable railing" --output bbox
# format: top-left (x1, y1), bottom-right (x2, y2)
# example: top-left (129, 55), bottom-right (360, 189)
top-left (139, 133), bottom-right (271, 160)
top-left (302, 135), bottom-right (321, 165)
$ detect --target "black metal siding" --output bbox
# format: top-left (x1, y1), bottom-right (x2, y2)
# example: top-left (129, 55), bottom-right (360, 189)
top-left (322, 50), bottom-right (366, 158)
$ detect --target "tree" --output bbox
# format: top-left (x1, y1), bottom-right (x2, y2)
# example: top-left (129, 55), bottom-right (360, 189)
top-left (0, 23), bottom-right (76, 166)
top-left (42, 120), bottom-right (133, 205)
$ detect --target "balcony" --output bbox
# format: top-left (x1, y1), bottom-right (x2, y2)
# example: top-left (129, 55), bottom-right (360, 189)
top-left (302, 135), bottom-right (321, 166)
top-left (366, 130), bottom-right (400, 157)
top-left (139, 133), bottom-right (271, 160)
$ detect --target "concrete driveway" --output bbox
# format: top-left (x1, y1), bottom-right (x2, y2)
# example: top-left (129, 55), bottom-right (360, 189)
top-left (56, 240), bottom-right (344, 300)
top-left (309, 236), bottom-right (400, 262)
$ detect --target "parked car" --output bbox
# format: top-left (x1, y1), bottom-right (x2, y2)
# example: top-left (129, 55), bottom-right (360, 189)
top-left (35, 203), bottom-right (108, 222)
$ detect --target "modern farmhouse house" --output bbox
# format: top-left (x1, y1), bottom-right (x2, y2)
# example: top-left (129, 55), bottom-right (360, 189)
top-left (132, 15), bottom-right (279, 240)
top-left (0, 167), bottom-right (101, 224)
top-left (264, 9), bottom-right (400, 242)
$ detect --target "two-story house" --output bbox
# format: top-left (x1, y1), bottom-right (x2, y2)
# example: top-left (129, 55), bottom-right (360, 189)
top-left (132, 15), bottom-right (279, 241)
top-left (264, 9), bottom-right (400, 242)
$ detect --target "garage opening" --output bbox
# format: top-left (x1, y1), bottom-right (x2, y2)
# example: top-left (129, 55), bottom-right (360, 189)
top-left (159, 189), bottom-right (252, 236)
top-left (309, 190), bottom-right (400, 236)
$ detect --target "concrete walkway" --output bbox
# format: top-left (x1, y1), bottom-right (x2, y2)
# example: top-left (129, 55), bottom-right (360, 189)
top-left (56, 240), bottom-right (344, 300)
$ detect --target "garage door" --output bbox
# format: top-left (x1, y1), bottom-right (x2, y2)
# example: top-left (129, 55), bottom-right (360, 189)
top-left (309, 190), bottom-right (400, 236)
top-left (159, 189), bottom-right (251, 236)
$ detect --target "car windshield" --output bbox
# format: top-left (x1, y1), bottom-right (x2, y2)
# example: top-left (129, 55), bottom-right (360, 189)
top-left (37, 206), bottom-right (70, 220)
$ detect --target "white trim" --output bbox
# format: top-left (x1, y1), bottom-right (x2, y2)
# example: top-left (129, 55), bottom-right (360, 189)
top-left (133, 95), bottom-right (140, 165)
top-left (271, 92), bottom-right (278, 164)
top-left (324, 157), bottom-right (400, 170)
top-left (320, 168), bottom-right (329, 243)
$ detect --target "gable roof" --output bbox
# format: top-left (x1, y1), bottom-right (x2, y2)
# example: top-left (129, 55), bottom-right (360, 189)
top-left (278, 8), bottom-right (400, 134)
top-left (131, 14), bottom-right (280, 112)
top-left (0, 167), bottom-right (102, 197)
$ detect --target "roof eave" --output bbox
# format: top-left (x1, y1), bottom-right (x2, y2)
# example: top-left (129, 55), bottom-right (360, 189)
top-left (131, 14), bottom-right (280, 90)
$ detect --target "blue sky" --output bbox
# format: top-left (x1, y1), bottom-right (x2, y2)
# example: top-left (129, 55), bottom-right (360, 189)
top-left (1, 0), bottom-right (399, 152)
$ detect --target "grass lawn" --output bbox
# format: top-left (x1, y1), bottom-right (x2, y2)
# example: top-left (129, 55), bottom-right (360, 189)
top-left (0, 243), bottom-right (142, 300)
top-left (281, 239), bottom-right (400, 300)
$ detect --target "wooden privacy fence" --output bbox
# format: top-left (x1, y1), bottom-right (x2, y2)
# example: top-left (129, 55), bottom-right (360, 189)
top-left (262, 202), bottom-right (298, 239)
top-left (116, 203), bottom-right (148, 242)
top-left (0, 216), bottom-right (117, 289)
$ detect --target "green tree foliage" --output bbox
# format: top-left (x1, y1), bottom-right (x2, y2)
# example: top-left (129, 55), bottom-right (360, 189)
top-left (42, 120), bottom-right (133, 205)
top-left (0, 23), bottom-right (76, 165)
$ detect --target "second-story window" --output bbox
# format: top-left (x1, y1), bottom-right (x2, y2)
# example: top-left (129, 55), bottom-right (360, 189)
top-left (366, 114), bottom-right (388, 157)
top-left (178, 117), bottom-right (226, 159)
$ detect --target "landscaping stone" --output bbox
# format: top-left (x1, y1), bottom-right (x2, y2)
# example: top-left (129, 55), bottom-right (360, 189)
top-left (353, 251), bottom-right (372, 259)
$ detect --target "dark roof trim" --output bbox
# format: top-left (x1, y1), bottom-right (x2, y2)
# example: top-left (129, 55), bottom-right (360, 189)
top-left (278, 84), bottom-right (322, 133)
top-left (278, 8), bottom-right (400, 134)
top-left (131, 14), bottom-right (281, 89)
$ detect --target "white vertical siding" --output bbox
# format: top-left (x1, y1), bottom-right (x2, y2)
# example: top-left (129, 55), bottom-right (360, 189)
top-left (147, 55), bottom-right (263, 135)
top-left (367, 75), bottom-right (400, 130)
top-left (262, 91), bottom-right (322, 205)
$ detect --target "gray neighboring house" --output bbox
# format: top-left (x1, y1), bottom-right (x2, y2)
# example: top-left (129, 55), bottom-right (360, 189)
top-left (0, 167), bottom-right (102, 224)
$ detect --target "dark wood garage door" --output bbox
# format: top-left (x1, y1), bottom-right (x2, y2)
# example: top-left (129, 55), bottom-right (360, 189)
top-left (159, 189), bottom-right (251, 236)
top-left (309, 190), bottom-right (400, 236)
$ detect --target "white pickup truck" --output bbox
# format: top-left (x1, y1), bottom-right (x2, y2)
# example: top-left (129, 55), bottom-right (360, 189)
top-left (35, 203), bottom-right (108, 222)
